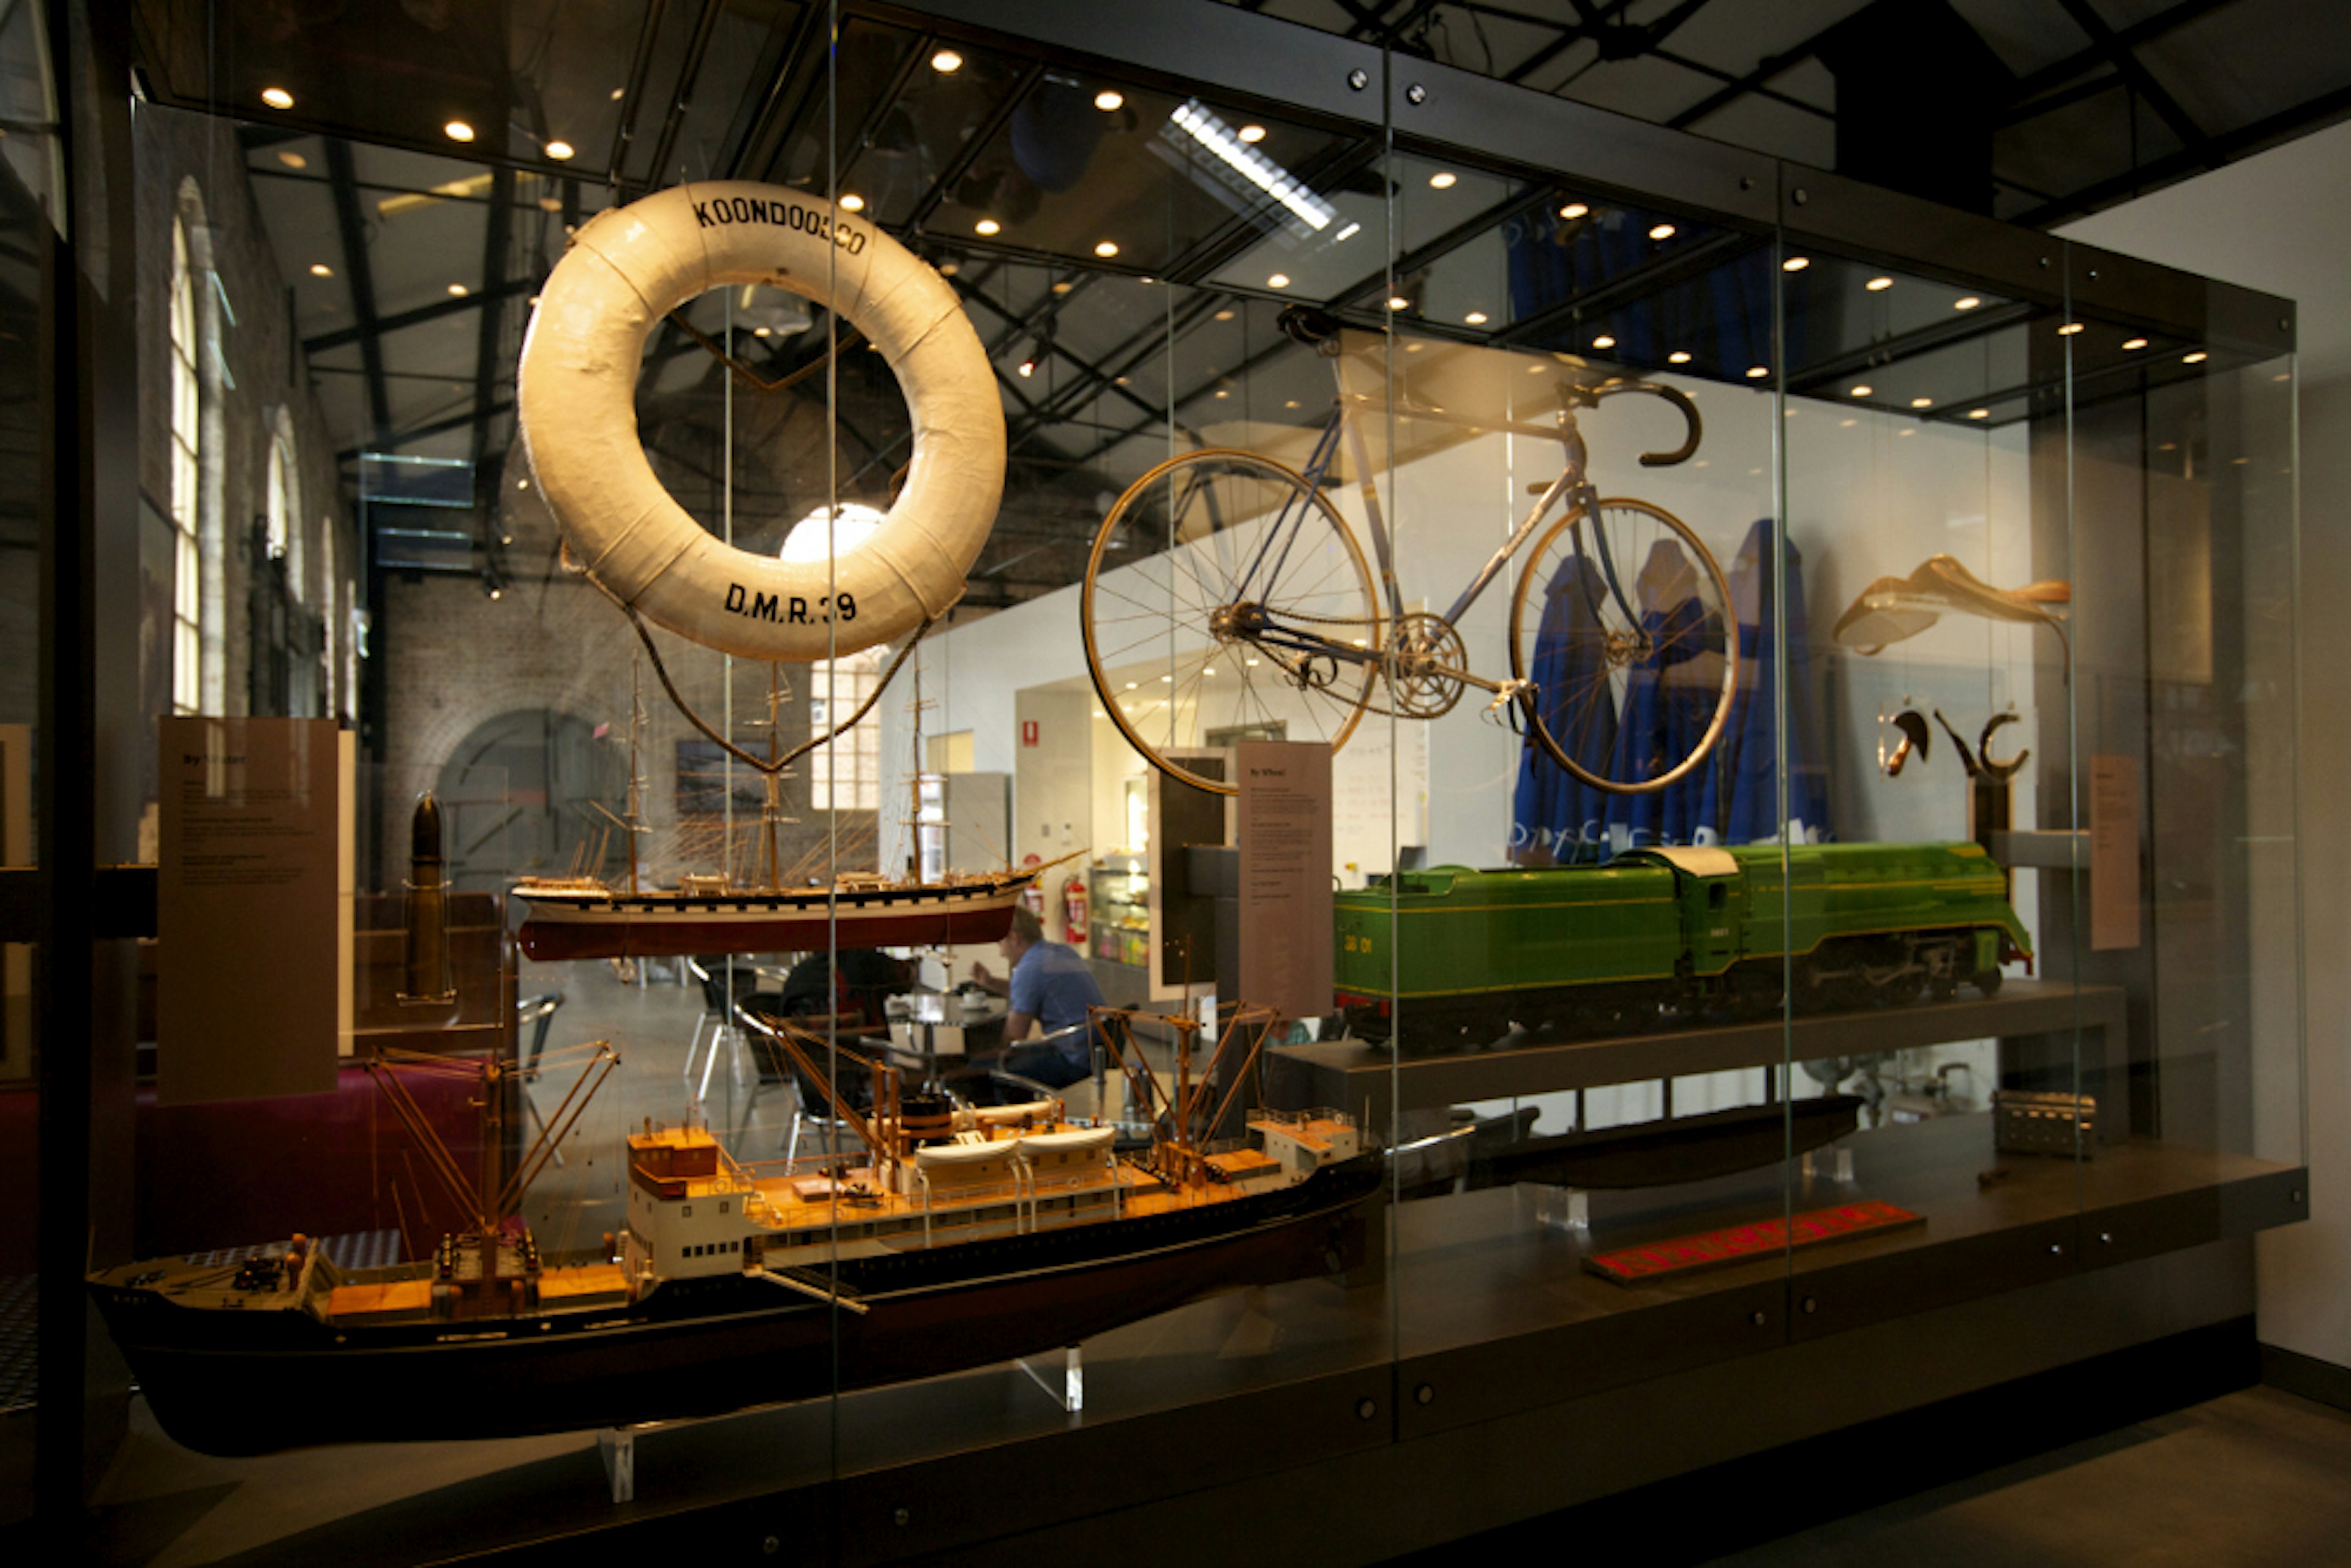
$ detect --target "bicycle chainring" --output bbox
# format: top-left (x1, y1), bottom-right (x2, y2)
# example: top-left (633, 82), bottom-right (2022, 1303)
top-left (1387, 611), bottom-right (1468, 719)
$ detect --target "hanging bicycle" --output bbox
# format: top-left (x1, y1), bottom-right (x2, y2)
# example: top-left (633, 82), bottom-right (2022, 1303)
top-left (1079, 308), bottom-right (1737, 798)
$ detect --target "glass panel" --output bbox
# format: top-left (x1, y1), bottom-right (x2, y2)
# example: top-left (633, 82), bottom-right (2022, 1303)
top-left (831, 48), bottom-right (1397, 1485)
top-left (2058, 246), bottom-right (2304, 1214)
top-left (1776, 234), bottom-right (2071, 1313)
top-left (0, 1), bottom-right (49, 1531)
top-left (1378, 136), bottom-right (1793, 1389)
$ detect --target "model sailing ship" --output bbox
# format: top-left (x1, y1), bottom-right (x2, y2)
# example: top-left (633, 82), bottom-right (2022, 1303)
top-left (512, 662), bottom-right (1043, 961)
top-left (88, 1007), bottom-right (1381, 1455)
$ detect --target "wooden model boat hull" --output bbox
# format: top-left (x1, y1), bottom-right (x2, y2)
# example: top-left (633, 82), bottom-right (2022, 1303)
top-left (513, 877), bottom-right (1030, 961)
top-left (91, 1155), bottom-right (1383, 1455)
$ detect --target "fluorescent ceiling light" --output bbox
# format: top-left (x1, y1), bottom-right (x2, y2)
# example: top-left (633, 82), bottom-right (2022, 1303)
top-left (1166, 99), bottom-right (1335, 234)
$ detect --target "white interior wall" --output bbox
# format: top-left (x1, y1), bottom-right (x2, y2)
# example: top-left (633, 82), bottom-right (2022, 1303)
top-left (2061, 117), bottom-right (2351, 1376)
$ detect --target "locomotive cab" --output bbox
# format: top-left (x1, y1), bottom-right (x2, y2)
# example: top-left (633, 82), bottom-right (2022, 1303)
top-left (1618, 846), bottom-right (1747, 980)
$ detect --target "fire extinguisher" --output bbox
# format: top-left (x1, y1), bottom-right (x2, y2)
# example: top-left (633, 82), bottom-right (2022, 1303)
top-left (1062, 876), bottom-right (1089, 944)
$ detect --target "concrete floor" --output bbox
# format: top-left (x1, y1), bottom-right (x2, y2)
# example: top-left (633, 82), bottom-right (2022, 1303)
top-left (1712, 1386), bottom-right (2351, 1567)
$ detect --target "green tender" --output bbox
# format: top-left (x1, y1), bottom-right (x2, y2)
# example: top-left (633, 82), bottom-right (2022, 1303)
top-left (1333, 842), bottom-right (2031, 1003)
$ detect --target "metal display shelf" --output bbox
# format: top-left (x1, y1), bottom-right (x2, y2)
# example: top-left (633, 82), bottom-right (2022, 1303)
top-left (1267, 980), bottom-right (2128, 1136)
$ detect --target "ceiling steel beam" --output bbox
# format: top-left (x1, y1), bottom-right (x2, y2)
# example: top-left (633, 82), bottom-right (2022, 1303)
top-left (2051, 0), bottom-right (2214, 168)
top-left (303, 276), bottom-right (537, 357)
top-left (2017, 77), bottom-right (2351, 226)
top-left (467, 165), bottom-right (516, 500)
top-left (609, 0), bottom-right (674, 189)
top-left (643, 0), bottom-right (728, 189)
top-left (323, 138), bottom-right (391, 441)
top-left (2008, 0), bottom-right (2240, 105)
top-left (904, 60), bottom-right (1046, 231)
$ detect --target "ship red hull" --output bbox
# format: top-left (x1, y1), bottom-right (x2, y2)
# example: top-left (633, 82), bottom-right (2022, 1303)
top-left (517, 901), bottom-right (1021, 961)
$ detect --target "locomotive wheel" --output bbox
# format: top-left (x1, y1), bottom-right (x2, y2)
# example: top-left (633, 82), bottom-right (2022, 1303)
top-left (1972, 968), bottom-right (2004, 998)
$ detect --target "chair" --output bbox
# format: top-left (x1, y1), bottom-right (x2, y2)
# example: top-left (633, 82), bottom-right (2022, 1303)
top-left (683, 956), bottom-right (758, 1102)
top-left (513, 990), bottom-right (566, 1166)
top-left (737, 998), bottom-right (909, 1163)
top-left (515, 991), bottom-right (564, 1081)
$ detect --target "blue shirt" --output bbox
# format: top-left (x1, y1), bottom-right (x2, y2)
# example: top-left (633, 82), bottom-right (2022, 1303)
top-left (1008, 942), bottom-right (1106, 1065)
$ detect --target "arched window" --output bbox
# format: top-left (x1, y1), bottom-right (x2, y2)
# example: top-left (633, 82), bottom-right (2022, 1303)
top-left (168, 213), bottom-right (201, 713)
top-left (266, 408), bottom-right (303, 599)
top-left (318, 512), bottom-right (337, 711)
top-left (264, 433), bottom-right (287, 564)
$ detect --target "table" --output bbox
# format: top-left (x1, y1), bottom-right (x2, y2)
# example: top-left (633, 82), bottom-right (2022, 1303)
top-left (891, 990), bottom-right (1008, 1088)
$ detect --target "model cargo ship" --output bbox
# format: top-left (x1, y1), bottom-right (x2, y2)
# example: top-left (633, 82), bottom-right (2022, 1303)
top-left (89, 1022), bottom-right (1380, 1455)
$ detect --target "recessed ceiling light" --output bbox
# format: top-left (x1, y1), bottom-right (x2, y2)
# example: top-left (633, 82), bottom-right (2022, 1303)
top-left (931, 48), bottom-right (964, 73)
top-left (448, 283), bottom-right (469, 297)
top-left (1592, 334), bottom-right (1616, 350)
top-left (1212, 310), bottom-right (1234, 323)
top-left (1016, 359), bottom-right (1033, 377)
top-left (1668, 350), bottom-right (1692, 364)
top-left (1745, 366), bottom-right (1768, 379)
top-left (1267, 273), bottom-right (1291, 289)
top-left (1095, 90), bottom-right (1123, 112)
top-left (1094, 240), bottom-right (1119, 258)
top-left (1911, 396), bottom-right (1932, 408)
top-left (2057, 321), bottom-right (2084, 336)
top-left (1124, 681), bottom-right (1137, 691)
top-left (1648, 223), bottom-right (1676, 241)
top-left (1428, 171), bottom-right (1457, 189)
top-left (1387, 296), bottom-right (1409, 311)
top-left (1160, 673), bottom-right (1173, 682)
top-left (261, 87), bottom-right (294, 110)
top-left (610, 88), bottom-right (626, 102)
top-left (1284, 400), bottom-right (1300, 409)
top-left (1464, 310), bottom-right (1488, 326)
top-left (1559, 202), bottom-right (1588, 219)
top-left (1850, 384), bottom-right (1872, 396)
top-left (937, 261), bottom-right (958, 277)
top-left (753, 326), bottom-right (771, 338)
top-left (1954, 295), bottom-right (1981, 310)
top-left (444, 120), bottom-right (475, 143)
top-left (1898, 427), bottom-right (1915, 437)
top-left (545, 140), bottom-right (575, 162)
top-left (1214, 388), bottom-right (1229, 399)
top-left (840, 193), bottom-right (864, 212)
top-left (2122, 337), bottom-right (2148, 351)
top-left (1840, 418), bottom-right (1858, 427)
top-left (1783, 256), bottom-right (1809, 272)
top-left (309, 263), bottom-right (332, 277)
top-left (1051, 280), bottom-right (1074, 294)
top-left (975, 217), bottom-right (1000, 236)
top-left (277, 151), bottom-right (307, 169)
top-left (2183, 350), bottom-right (2208, 364)
top-left (1968, 408), bottom-right (1989, 419)
top-left (1866, 276), bottom-right (1893, 291)
top-left (1237, 124), bottom-right (1266, 143)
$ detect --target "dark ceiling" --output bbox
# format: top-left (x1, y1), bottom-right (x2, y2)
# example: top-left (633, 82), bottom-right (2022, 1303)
top-left (123, 0), bottom-right (2344, 608)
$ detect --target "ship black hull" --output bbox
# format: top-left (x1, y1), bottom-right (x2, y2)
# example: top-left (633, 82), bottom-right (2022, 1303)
top-left (94, 1155), bottom-right (1383, 1456)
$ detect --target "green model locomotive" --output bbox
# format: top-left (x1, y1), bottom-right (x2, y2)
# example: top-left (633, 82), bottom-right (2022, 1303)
top-left (1333, 842), bottom-right (2030, 1046)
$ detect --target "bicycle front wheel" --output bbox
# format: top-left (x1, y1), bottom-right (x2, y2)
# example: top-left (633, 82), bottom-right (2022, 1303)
top-left (1082, 449), bottom-right (1382, 797)
top-left (1508, 497), bottom-right (1736, 795)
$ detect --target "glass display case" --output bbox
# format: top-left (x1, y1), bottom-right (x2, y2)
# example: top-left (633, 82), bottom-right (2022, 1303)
top-left (5, 0), bottom-right (2309, 1556)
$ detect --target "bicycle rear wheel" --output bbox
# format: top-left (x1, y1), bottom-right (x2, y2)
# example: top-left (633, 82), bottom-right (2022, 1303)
top-left (1082, 449), bottom-right (1381, 797)
top-left (1508, 498), bottom-right (1736, 795)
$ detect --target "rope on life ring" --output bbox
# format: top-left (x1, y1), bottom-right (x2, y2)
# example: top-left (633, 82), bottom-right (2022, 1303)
top-left (517, 181), bottom-right (1004, 662)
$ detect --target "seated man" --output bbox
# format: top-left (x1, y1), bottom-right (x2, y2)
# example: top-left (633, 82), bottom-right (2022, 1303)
top-left (967, 904), bottom-right (1102, 1091)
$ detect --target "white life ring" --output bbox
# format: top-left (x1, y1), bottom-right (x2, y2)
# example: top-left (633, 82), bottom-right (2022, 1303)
top-left (516, 181), bottom-right (1004, 661)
